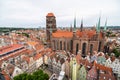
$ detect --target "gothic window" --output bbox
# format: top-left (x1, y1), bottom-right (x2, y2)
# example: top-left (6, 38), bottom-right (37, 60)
top-left (57, 41), bottom-right (59, 50)
top-left (98, 41), bottom-right (102, 52)
top-left (82, 43), bottom-right (87, 56)
top-left (90, 44), bottom-right (93, 54)
top-left (67, 41), bottom-right (69, 50)
top-left (60, 41), bottom-right (62, 50)
top-left (70, 40), bottom-right (73, 51)
top-left (64, 41), bottom-right (66, 50)
top-left (76, 43), bottom-right (79, 55)
top-left (53, 40), bottom-right (55, 50)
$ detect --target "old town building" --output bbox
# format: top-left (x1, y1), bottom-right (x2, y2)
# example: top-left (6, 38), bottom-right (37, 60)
top-left (46, 13), bottom-right (105, 57)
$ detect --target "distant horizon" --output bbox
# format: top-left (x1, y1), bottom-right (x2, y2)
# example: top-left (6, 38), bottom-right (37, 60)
top-left (0, 25), bottom-right (120, 28)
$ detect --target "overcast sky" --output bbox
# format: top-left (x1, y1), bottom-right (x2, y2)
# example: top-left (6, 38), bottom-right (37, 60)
top-left (0, 0), bottom-right (120, 28)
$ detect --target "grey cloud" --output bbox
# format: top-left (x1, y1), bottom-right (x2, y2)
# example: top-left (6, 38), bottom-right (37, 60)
top-left (0, 0), bottom-right (120, 28)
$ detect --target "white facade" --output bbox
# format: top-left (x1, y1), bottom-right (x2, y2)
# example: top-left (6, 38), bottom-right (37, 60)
top-left (36, 57), bottom-right (43, 68)
top-left (111, 59), bottom-right (120, 74)
top-left (12, 66), bottom-right (23, 77)
top-left (105, 58), bottom-right (112, 67)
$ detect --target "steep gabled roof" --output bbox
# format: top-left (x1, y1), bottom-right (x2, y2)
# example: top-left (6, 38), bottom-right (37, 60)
top-left (34, 53), bottom-right (42, 61)
top-left (87, 66), bottom-right (97, 80)
top-left (76, 30), bottom-right (96, 38)
top-left (52, 30), bottom-right (73, 38)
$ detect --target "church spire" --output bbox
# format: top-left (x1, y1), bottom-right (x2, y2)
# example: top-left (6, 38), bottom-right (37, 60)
top-left (80, 19), bottom-right (83, 31)
top-left (97, 16), bottom-right (101, 33)
top-left (104, 19), bottom-right (107, 31)
top-left (74, 14), bottom-right (76, 31)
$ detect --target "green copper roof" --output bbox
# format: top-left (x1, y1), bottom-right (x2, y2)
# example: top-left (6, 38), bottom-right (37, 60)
top-left (104, 19), bottom-right (107, 31)
top-left (97, 16), bottom-right (101, 32)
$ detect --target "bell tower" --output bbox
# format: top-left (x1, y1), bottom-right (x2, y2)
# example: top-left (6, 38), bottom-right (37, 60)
top-left (46, 13), bottom-right (57, 47)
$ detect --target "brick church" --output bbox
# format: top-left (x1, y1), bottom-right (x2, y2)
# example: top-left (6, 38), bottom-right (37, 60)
top-left (46, 13), bottom-right (105, 57)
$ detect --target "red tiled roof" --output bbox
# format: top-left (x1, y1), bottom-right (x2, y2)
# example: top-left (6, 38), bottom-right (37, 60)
top-left (22, 56), bottom-right (30, 64)
top-left (99, 73), bottom-right (116, 80)
top-left (0, 44), bottom-right (24, 55)
top-left (87, 66), bottom-right (97, 79)
top-left (76, 30), bottom-right (96, 38)
top-left (79, 59), bottom-right (92, 69)
top-left (52, 30), bottom-right (73, 38)
top-left (46, 13), bottom-right (55, 17)
top-left (34, 53), bottom-right (42, 61)
top-left (27, 41), bottom-right (38, 46)
top-left (94, 62), bottom-right (112, 74)
top-left (0, 48), bottom-right (27, 62)
top-left (35, 44), bottom-right (44, 51)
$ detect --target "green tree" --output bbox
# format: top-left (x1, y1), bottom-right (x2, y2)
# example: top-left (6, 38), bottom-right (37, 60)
top-left (43, 73), bottom-right (49, 80)
top-left (14, 73), bottom-right (27, 80)
top-left (106, 31), bottom-right (112, 37)
top-left (22, 33), bottom-right (29, 38)
top-left (113, 48), bottom-right (120, 57)
top-left (13, 69), bottom-right (49, 80)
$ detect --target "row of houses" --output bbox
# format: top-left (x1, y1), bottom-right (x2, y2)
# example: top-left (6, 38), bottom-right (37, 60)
top-left (46, 49), bottom-right (120, 80)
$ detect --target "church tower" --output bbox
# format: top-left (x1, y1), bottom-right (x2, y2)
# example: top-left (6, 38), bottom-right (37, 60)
top-left (46, 13), bottom-right (57, 41)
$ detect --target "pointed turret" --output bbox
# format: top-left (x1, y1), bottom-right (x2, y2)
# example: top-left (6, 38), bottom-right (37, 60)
top-left (74, 14), bottom-right (76, 31)
top-left (104, 19), bottom-right (107, 31)
top-left (80, 19), bottom-right (83, 31)
top-left (97, 16), bottom-right (101, 33)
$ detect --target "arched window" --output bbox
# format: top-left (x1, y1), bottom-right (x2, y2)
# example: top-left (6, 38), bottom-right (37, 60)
top-left (53, 40), bottom-right (55, 50)
top-left (64, 42), bottom-right (66, 50)
top-left (76, 43), bottom-right (79, 55)
top-left (57, 41), bottom-right (59, 50)
top-left (82, 43), bottom-right (86, 56)
top-left (98, 41), bottom-right (101, 52)
top-left (70, 40), bottom-right (73, 50)
top-left (90, 44), bottom-right (93, 54)
top-left (67, 42), bottom-right (69, 50)
top-left (60, 41), bottom-right (62, 50)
